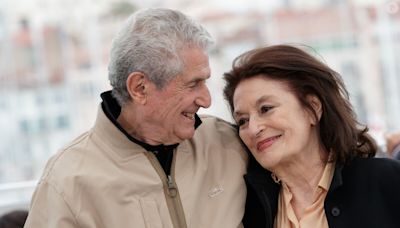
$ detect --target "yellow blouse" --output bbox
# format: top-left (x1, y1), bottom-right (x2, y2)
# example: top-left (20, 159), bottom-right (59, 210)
top-left (274, 162), bottom-right (335, 228)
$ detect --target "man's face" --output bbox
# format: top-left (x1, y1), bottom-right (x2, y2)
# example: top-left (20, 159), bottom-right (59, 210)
top-left (143, 47), bottom-right (211, 145)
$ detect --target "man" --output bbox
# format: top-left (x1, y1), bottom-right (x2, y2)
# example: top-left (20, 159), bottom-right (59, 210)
top-left (24, 8), bottom-right (247, 228)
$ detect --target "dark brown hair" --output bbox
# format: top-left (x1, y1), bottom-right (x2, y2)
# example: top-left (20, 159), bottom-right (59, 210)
top-left (223, 44), bottom-right (376, 164)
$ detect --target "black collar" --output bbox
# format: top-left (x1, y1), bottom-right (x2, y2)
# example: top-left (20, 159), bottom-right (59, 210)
top-left (100, 90), bottom-right (202, 152)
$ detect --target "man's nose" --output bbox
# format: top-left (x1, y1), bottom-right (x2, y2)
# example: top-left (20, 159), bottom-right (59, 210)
top-left (196, 85), bottom-right (211, 108)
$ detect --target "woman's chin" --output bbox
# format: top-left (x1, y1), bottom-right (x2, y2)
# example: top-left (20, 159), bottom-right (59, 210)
top-left (256, 156), bottom-right (278, 171)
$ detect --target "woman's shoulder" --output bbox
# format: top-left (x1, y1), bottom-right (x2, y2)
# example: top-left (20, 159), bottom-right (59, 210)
top-left (345, 156), bottom-right (400, 181)
top-left (351, 156), bottom-right (400, 169)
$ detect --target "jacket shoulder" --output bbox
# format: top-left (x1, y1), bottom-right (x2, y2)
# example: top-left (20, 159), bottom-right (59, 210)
top-left (343, 157), bottom-right (400, 188)
top-left (197, 115), bottom-right (239, 143)
top-left (40, 131), bottom-right (93, 183)
top-left (195, 114), bottom-right (246, 158)
top-left (350, 157), bottom-right (400, 173)
top-left (198, 114), bottom-right (237, 133)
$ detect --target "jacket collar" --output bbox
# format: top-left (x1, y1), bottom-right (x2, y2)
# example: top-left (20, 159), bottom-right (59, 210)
top-left (91, 103), bottom-right (146, 159)
top-left (99, 90), bottom-right (202, 152)
top-left (244, 152), bottom-right (346, 228)
top-left (329, 162), bottom-right (344, 193)
top-left (245, 153), bottom-right (345, 191)
top-left (244, 153), bottom-right (280, 228)
top-left (91, 91), bottom-right (199, 160)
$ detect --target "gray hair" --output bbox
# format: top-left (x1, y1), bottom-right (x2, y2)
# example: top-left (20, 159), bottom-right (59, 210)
top-left (108, 8), bottom-right (214, 106)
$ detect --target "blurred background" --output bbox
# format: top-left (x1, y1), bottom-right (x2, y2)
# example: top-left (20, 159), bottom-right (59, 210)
top-left (0, 0), bottom-right (399, 213)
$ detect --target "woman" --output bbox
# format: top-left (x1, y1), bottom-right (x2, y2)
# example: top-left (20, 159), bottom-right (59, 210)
top-left (223, 45), bottom-right (400, 228)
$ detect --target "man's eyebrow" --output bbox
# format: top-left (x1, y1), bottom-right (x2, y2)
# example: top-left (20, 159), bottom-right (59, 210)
top-left (187, 75), bottom-right (209, 84)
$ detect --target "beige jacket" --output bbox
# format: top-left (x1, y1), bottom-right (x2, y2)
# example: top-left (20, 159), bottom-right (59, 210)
top-left (24, 106), bottom-right (247, 228)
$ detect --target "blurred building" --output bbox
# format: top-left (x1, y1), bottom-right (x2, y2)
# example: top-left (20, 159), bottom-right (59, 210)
top-left (194, 2), bottom-right (400, 133)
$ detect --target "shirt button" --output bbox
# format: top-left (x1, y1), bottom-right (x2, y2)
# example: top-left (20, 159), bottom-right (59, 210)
top-left (331, 207), bottom-right (340, 217)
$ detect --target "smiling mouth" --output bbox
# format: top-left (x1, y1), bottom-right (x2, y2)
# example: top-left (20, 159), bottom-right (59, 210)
top-left (257, 135), bottom-right (282, 151)
top-left (182, 112), bottom-right (195, 120)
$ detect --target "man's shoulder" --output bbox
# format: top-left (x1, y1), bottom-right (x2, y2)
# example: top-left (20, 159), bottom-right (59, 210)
top-left (198, 114), bottom-right (237, 133)
top-left (196, 115), bottom-right (240, 142)
top-left (195, 114), bottom-right (245, 151)
top-left (191, 114), bottom-right (247, 162)
top-left (40, 131), bottom-right (96, 182)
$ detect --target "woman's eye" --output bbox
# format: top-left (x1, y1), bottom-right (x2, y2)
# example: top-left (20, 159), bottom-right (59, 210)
top-left (260, 105), bottom-right (273, 113)
top-left (237, 118), bottom-right (248, 126)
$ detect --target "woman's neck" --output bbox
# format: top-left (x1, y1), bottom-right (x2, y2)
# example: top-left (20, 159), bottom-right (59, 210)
top-left (273, 150), bottom-right (328, 219)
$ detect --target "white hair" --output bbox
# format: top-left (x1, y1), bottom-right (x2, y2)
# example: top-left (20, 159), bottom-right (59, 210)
top-left (108, 8), bottom-right (214, 106)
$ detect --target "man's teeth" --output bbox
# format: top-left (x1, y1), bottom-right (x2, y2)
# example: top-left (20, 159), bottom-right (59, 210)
top-left (183, 112), bottom-right (195, 120)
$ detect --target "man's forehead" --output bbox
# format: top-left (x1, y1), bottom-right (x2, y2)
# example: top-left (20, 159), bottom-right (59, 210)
top-left (180, 65), bottom-right (210, 81)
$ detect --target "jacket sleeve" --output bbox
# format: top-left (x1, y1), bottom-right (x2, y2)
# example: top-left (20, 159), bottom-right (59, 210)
top-left (24, 181), bottom-right (79, 228)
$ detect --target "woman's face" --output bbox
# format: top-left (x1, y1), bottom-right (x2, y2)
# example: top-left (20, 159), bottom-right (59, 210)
top-left (232, 75), bottom-right (321, 170)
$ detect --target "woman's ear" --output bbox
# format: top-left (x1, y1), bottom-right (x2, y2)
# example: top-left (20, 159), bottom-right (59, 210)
top-left (306, 95), bottom-right (322, 125)
top-left (126, 72), bottom-right (147, 105)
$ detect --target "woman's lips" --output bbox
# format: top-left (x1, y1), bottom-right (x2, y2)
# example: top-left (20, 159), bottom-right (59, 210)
top-left (256, 135), bottom-right (282, 151)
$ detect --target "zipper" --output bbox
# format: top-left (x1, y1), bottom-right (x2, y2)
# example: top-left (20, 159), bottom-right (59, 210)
top-left (167, 175), bottom-right (177, 197)
top-left (145, 151), bottom-right (187, 228)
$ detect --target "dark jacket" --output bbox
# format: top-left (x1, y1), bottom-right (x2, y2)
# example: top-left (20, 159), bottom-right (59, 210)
top-left (243, 155), bottom-right (400, 228)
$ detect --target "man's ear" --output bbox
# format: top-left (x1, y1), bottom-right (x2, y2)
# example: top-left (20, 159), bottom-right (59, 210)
top-left (126, 72), bottom-right (147, 105)
top-left (306, 95), bottom-right (322, 125)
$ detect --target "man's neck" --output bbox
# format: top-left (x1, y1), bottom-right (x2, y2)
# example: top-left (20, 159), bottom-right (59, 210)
top-left (101, 90), bottom-right (175, 149)
top-left (117, 109), bottom-right (144, 142)
top-left (117, 107), bottom-right (167, 146)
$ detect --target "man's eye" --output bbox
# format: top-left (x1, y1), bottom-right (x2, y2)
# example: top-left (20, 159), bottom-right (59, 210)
top-left (260, 105), bottom-right (273, 113)
top-left (189, 80), bottom-right (204, 88)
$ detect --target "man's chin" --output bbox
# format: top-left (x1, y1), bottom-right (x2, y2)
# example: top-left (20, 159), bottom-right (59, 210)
top-left (176, 128), bottom-right (196, 141)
